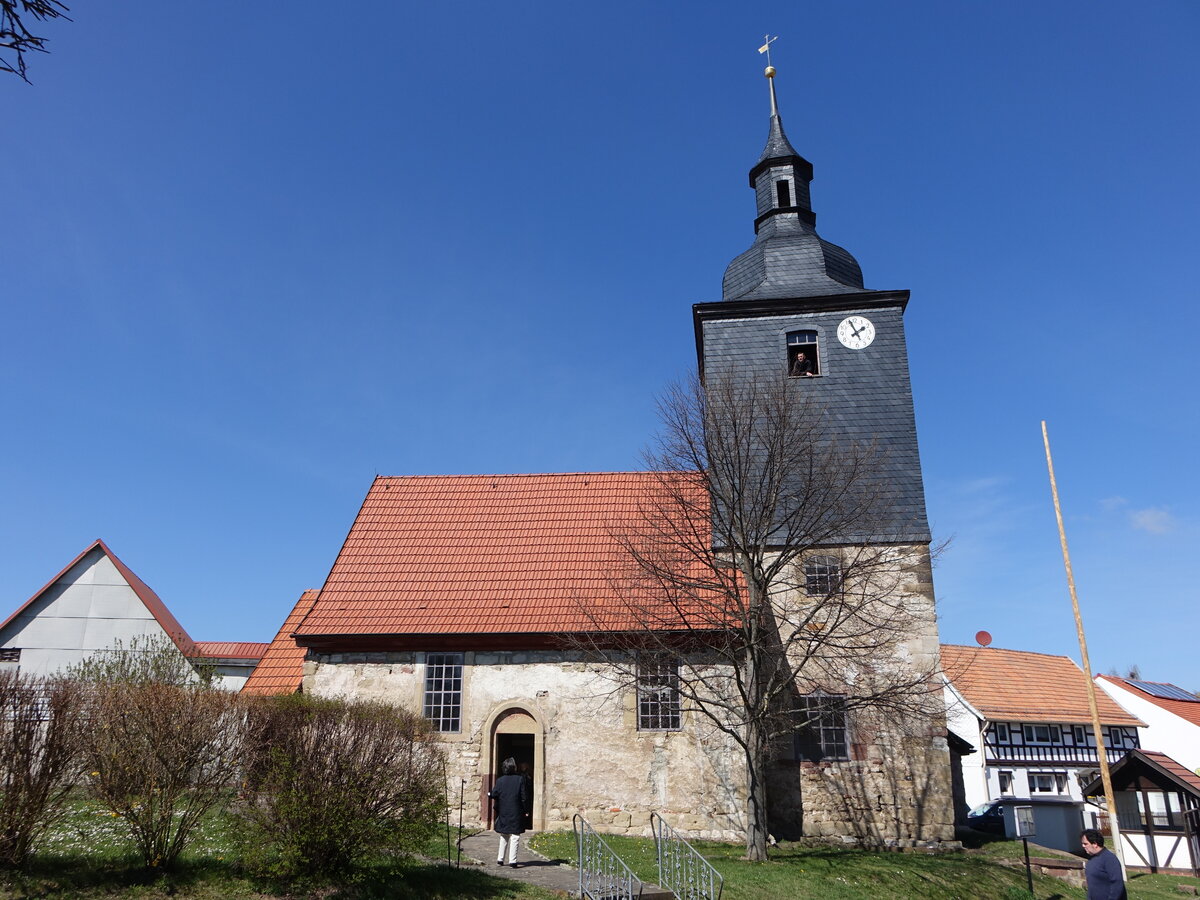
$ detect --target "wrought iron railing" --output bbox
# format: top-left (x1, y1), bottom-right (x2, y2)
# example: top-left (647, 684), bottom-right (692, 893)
top-left (651, 812), bottom-right (723, 900)
top-left (574, 814), bottom-right (644, 900)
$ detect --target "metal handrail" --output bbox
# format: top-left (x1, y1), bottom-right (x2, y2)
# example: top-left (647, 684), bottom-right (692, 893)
top-left (651, 812), bottom-right (724, 900)
top-left (574, 814), bottom-right (644, 900)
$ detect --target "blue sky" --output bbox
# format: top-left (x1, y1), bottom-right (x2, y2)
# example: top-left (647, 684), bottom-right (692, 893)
top-left (4, 2), bottom-right (1197, 688)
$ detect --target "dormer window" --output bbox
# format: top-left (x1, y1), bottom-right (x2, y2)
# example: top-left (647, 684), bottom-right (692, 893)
top-left (776, 179), bottom-right (792, 208)
top-left (787, 330), bottom-right (821, 377)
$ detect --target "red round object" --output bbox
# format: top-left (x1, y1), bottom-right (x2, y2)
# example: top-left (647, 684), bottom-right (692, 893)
top-left (975, 630), bottom-right (993, 647)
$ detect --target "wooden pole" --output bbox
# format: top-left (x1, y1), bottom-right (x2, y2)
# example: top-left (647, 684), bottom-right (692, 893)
top-left (1041, 421), bottom-right (1126, 873)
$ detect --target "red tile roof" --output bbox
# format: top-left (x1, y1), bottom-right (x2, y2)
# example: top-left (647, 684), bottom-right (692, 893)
top-left (1098, 675), bottom-right (1200, 728)
top-left (1083, 749), bottom-right (1200, 798)
top-left (1142, 750), bottom-right (1200, 793)
top-left (941, 644), bottom-right (1143, 726)
top-left (0, 539), bottom-right (198, 658)
top-left (295, 473), bottom-right (710, 640)
top-left (241, 589), bottom-right (320, 695)
top-left (194, 641), bottom-right (270, 660)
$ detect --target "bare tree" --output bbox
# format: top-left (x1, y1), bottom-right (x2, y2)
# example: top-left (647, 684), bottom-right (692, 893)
top-left (576, 374), bottom-right (943, 860)
top-left (0, 672), bottom-right (86, 867)
top-left (1, 0), bottom-right (69, 82)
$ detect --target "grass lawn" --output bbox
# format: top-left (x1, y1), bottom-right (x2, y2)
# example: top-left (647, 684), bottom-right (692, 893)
top-left (5, 800), bottom-right (1198, 899)
top-left (0, 798), bottom-right (561, 899)
top-left (529, 830), bottom-right (1200, 900)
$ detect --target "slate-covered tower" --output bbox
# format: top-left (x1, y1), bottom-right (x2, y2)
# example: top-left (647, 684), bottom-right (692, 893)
top-left (693, 64), bottom-right (954, 843)
top-left (694, 68), bottom-right (929, 543)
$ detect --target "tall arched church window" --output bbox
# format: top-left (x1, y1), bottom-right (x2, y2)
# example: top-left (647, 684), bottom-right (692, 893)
top-left (787, 330), bottom-right (821, 377)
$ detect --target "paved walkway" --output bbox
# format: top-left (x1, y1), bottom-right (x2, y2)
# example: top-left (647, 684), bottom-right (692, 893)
top-left (458, 830), bottom-right (579, 895)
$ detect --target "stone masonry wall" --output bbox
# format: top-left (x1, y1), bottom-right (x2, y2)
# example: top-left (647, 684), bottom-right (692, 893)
top-left (304, 651), bottom-right (748, 839)
top-left (765, 542), bottom-right (955, 844)
top-left (302, 546), bottom-right (953, 844)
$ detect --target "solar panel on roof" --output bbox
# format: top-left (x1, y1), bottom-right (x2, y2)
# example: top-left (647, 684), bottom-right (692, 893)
top-left (1128, 680), bottom-right (1199, 702)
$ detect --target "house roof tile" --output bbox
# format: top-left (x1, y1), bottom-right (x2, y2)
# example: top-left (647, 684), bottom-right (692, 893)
top-left (241, 589), bottom-right (320, 695)
top-left (1142, 750), bottom-right (1200, 793)
top-left (941, 644), bottom-right (1143, 726)
top-left (295, 472), bottom-right (709, 639)
top-left (1098, 675), bottom-right (1200, 728)
top-left (194, 641), bottom-right (270, 660)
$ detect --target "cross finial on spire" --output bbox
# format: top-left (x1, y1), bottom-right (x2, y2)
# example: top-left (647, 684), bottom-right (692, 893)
top-left (757, 34), bottom-right (777, 67)
top-left (757, 35), bottom-right (779, 116)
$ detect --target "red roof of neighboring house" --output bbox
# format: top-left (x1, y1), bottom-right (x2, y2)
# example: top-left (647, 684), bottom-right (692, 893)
top-left (941, 644), bottom-right (1143, 727)
top-left (1098, 675), bottom-right (1200, 728)
top-left (194, 641), bottom-right (270, 661)
top-left (241, 589), bottom-right (320, 695)
top-left (295, 472), bottom-right (710, 640)
top-left (0, 539), bottom-right (198, 658)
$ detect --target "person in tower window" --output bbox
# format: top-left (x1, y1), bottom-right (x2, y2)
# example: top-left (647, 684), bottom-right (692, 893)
top-left (790, 351), bottom-right (815, 377)
top-left (489, 757), bottom-right (530, 867)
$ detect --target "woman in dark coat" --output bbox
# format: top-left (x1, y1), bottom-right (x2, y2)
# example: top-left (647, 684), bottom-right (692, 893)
top-left (488, 757), bottom-right (529, 866)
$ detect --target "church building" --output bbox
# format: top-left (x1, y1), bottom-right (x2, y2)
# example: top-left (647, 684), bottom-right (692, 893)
top-left (270, 66), bottom-right (954, 845)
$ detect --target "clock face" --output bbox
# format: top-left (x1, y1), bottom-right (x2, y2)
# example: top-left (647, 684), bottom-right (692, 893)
top-left (837, 315), bottom-right (875, 350)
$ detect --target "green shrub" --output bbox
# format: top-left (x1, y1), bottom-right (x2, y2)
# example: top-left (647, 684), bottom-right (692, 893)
top-left (237, 694), bottom-right (444, 878)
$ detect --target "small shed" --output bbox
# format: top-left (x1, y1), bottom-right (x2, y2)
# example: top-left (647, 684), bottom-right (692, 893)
top-left (1082, 749), bottom-right (1200, 875)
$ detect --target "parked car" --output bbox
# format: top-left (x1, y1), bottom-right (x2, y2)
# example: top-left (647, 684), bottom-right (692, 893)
top-left (966, 800), bottom-right (1006, 835)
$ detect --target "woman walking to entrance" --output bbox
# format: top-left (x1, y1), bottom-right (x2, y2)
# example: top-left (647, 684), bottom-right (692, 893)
top-left (489, 757), bottom-right (530, 867)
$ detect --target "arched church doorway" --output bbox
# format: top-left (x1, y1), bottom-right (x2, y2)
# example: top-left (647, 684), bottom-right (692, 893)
top-left (488, 707), bottom-right (541, 832)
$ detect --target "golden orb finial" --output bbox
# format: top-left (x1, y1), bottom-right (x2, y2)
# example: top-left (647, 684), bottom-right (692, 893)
top-left (765, 65), bottom-right (776, 78)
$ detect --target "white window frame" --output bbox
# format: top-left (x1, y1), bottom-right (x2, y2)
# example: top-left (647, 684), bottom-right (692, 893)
top-left (423, 652), bottom-right (464, 733)
top-left (636, 656), bottom-right (681, 732)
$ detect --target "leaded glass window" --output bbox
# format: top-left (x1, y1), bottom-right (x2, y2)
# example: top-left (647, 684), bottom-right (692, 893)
top-left (423, 652), bottom-right (464, 732)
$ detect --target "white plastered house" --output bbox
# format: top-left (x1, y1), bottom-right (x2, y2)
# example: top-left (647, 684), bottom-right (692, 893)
top-left (0, 539), bottom-right (264, 690)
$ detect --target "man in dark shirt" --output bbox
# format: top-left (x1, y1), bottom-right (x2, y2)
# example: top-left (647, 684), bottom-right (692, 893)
top-left (790, 351), bottom-right (815, 377)
top-left (1081, 829), bottom-right (1126, 900)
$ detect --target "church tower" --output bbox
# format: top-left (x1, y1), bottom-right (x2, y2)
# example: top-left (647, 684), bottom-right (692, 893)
top-left (693, 64), bottom-right (930, 544)
top-left (693, 60), bottom-right (954, 843)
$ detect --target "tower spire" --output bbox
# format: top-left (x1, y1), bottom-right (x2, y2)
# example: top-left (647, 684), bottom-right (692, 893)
top-left (720, 41), bottom-right (868, 301)
top-left (758, 35), bottom-right (779, 116)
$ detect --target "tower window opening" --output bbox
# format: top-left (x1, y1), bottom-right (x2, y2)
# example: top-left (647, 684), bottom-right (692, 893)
top-left (776, 179), bottom-right (792, 208)
top-left (787, 330), bottom-right (821, 377)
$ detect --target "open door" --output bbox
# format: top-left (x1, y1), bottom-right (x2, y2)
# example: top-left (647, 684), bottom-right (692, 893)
top-left (487, 708), bottom-right (539, 830)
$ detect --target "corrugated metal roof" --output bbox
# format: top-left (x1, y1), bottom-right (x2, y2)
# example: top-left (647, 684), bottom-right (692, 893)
top-left (241, 589), bottom-right (320, 695)
top-left (296, 472), bottom-right (711, 639)
top-left (941, 644), bottom-right (1143, 727)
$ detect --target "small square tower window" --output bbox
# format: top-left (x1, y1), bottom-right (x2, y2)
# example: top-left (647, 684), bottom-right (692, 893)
top-left (803, 555), bottom-right (842, 596)
top-left (787, 330), bottom-right (821, 377)
top-left (776, 179), bottom-right (792, 208)
top-left (794, 694), bottom-right (849, 762)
